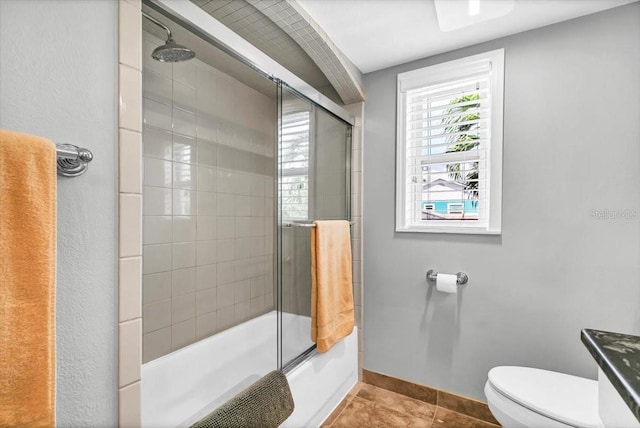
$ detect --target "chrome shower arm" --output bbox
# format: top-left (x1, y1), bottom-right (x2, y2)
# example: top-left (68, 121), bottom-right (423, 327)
top-left (142, 11), bottom-right (172, 41)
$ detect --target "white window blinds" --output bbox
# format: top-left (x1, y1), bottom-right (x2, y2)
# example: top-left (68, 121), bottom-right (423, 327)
top-left (396, 49), bottom-right (504, 234)
top-left (405, 74), bottom-right (490, 225)
top-left (280, 111), bottom-right (311, 220)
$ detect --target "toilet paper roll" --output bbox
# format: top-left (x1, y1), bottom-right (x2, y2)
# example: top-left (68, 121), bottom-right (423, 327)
top-left (436, 273), bottom-right (458, 294)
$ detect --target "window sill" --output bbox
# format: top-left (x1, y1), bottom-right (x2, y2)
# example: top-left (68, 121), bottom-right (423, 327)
top-left (395, 226), bottom-right (501, 235)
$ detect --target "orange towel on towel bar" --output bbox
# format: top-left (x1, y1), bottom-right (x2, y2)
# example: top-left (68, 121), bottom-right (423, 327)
top-left (311, 220), bottom-right (354, 353)
top-left (0, 129), bottom-right (57, 427)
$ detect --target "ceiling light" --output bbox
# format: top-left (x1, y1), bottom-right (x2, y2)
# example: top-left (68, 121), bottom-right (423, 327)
top-left (434, 0), bottom-right (515, 32)
top-left (469, 0), bottom-right (480, 16)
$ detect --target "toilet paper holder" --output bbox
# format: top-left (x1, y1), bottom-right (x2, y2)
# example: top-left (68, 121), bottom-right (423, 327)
top-left (426, 270), bottom-right (469, 285)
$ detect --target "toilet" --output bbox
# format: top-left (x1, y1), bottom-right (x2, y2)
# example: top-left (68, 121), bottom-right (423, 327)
top-left (484, 366), bottom-right (604, 428)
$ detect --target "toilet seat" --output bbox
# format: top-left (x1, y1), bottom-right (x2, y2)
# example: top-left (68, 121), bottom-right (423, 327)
top-left (486, 366), bottom-right (602, 428)
top-left (485, 381), bottom-right (576, 427)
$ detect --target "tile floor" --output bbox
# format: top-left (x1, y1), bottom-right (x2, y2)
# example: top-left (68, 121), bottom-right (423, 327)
top-left (322, 383), bottom-right (501, 428)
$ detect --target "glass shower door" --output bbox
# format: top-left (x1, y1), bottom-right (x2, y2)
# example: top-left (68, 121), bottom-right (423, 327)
top-left (277, 83), bottom-right (351, 369)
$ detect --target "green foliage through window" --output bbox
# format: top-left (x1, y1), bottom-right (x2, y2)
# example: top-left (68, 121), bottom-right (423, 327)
top-left (443, 93), bottom-right (480, 204)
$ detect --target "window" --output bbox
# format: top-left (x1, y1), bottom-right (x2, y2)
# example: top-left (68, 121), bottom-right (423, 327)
top-left (396, 49), bottom-right (504, 234)
top-left (280, 110), bottom-right (311, 220)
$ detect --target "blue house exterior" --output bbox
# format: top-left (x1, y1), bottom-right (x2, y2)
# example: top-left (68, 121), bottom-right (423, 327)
top-left (420, 178), bottom-right (478, 218)
top-left (421, 200), bottom-right (478, 215)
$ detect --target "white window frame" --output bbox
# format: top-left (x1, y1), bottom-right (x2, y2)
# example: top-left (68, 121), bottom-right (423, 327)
top-left (395, 49), bottom-right (504, 234)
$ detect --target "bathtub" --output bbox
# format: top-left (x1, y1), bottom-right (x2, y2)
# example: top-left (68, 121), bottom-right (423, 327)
top-left (142, 311), bottom-right (358, 427)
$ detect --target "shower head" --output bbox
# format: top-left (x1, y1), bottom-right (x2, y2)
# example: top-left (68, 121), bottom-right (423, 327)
top-left (143, 11), bottom-right (195, 63)
top-left (152, 39), bottom-right (196, 63)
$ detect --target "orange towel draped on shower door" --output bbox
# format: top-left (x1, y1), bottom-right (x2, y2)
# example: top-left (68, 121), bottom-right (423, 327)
top-left (311, 220), bottom-right (354, 353)
top-left (0, 129), bottom-right (57, 427)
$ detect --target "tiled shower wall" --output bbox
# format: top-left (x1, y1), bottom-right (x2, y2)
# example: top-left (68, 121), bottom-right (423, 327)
top-left (118, 1), bottom-right (143, 425)
top-left (141, 31), bottom-right (276, 363)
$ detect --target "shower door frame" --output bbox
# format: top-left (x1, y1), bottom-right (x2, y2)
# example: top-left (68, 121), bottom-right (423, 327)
top-left (277, 82), bottom-right (353, 373)
top-left (142, 0), bottom-right (355, 371)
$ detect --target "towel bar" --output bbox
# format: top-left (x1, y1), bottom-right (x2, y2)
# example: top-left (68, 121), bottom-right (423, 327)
top-left (282, 221), bottom-right (354, 228)
top-left (56, 144), bottom-right (93, 177)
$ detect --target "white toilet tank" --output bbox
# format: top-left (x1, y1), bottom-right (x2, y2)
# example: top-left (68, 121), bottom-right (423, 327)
top-left (485, 366), bottom-right (603, 428)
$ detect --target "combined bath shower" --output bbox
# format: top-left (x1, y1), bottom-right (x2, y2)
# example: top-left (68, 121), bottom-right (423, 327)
top-left (142, 11), bottom-right (196, 63)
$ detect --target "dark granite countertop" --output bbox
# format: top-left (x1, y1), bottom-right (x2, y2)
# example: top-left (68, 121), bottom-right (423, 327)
top-left (581, 329), bottom-right (640, 422)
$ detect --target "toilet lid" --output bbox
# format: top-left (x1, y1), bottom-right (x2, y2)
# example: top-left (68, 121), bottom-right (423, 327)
top-left (488, 366), bottom-right (602, 428)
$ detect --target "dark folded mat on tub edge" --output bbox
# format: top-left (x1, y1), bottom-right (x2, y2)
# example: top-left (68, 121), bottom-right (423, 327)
top-left (190, 370), bottom-right (295, 428)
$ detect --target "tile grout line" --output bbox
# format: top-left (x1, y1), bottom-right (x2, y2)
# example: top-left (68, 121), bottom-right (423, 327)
top-left (430, 406), bottom-right (437, 426)
top-left (433, 390), bottom-right (439, 426)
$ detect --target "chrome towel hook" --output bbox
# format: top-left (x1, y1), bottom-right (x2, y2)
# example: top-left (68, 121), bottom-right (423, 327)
top-left (56, 144), bottom-right (93, 177)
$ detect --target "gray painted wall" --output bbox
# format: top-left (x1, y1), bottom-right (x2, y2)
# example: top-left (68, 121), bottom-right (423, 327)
top-left (0, 1), bottom-right (118, 425)
top-left (363, 3), bottom-right (640, 400)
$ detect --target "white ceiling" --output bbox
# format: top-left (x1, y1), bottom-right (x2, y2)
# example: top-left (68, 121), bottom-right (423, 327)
top-left (296, 0), bottom-right (638, 74)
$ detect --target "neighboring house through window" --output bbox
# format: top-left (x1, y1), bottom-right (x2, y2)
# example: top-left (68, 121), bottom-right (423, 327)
top-left (396, 49), bottom-right (504, 234)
